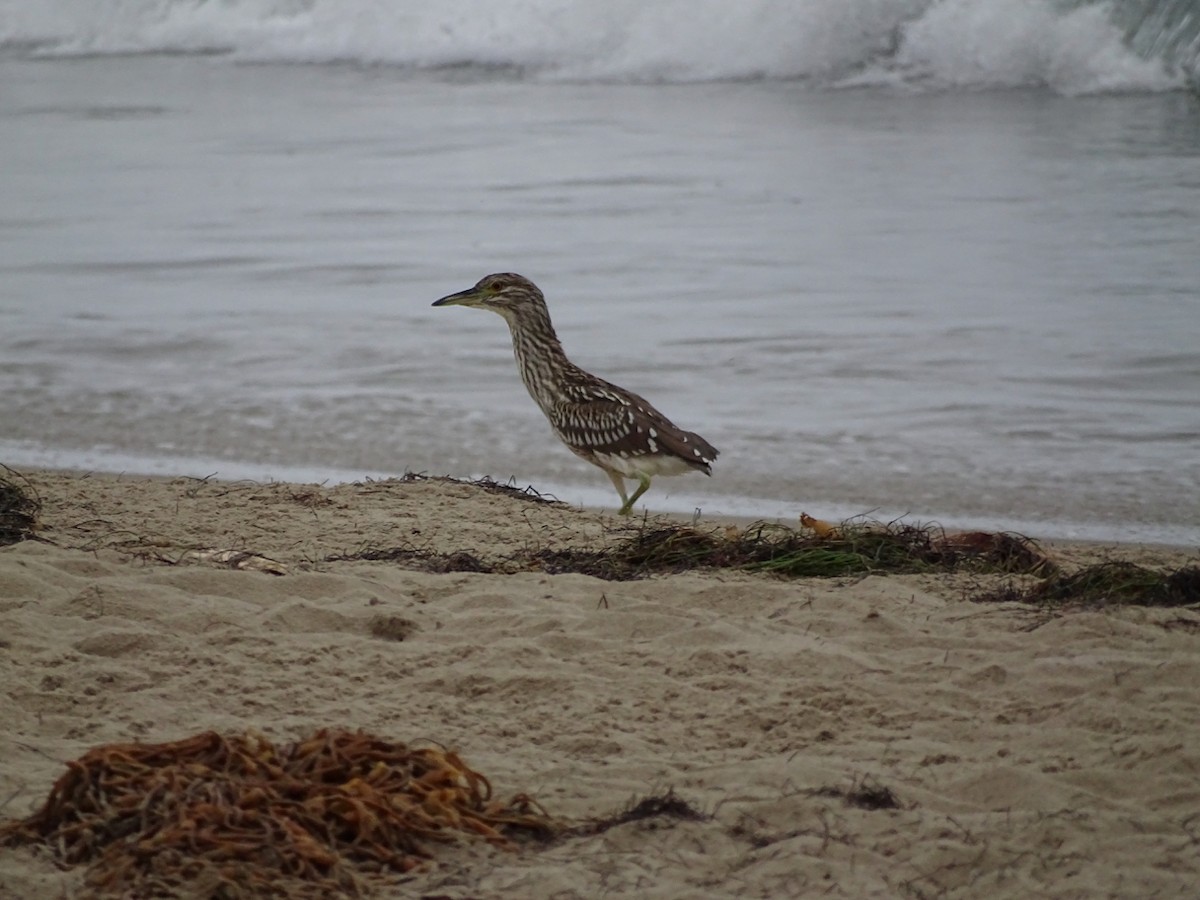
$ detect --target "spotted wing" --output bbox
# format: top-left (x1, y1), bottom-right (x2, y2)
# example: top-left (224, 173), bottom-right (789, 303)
top-left (549, 381), bottom-right (717, 473)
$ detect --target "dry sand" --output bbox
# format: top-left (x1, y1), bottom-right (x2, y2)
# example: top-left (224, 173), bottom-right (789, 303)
top-left (1, 469), bottom-right (1198, 899)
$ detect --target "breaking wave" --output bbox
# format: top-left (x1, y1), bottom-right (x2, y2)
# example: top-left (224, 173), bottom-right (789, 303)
top-left (1, 0), bottom-right (1195, 93)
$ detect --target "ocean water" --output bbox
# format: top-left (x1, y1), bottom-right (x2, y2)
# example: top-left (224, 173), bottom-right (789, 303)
top-left (2, 1), bottom-right (1199, 544)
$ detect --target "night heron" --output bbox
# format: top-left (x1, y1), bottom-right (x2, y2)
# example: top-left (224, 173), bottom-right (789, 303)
top-left (433, 273), bottom-right (718, 515)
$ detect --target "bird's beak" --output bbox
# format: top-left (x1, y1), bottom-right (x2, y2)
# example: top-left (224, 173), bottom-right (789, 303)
top-left (432, 287), bottom-right (482, 308)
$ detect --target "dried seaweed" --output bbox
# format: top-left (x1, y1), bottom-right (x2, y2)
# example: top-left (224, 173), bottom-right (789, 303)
top-left (572, 789), bottom-right (708, 836)
top-left (811, 776), bottom-right (901, 810)
top-left (759, 521), bottom-right (1055, 577)
top-left (380, 472), bottom-right (561, 506)
top-left (531, 526), bottom-right (731, 580)
top-left (843, 780), bottom-right (901, 811)
top-left (328, 519), bottom-right (1054, 582)
top-left (975, 561), bottom-right (1200, 608)
top-left (0, 729), bottom-right (557, 899)
top-left (0, 466), bottom-right (40, 547)
top-left (464, 475), bottom-right (561, 505)
top-left (529, 519), bottom-right (1055, 582)
top-left (938, 530), bottom-right (1059, 577)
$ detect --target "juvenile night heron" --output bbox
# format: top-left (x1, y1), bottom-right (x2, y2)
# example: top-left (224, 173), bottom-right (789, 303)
top-left (433, 273), bottom-right (718, 515)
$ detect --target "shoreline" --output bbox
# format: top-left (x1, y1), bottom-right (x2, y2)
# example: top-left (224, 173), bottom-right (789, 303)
top-left (2, 467), bottom-right (1198, 897)
top-left (6, 462), bottom-right (1197, 555)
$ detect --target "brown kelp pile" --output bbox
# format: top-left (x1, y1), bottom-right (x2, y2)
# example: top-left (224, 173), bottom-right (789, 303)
top-left (1, 729), bottom-right (556, 898)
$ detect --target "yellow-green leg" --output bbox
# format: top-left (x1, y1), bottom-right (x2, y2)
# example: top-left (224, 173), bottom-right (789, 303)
top-left (606, 470), bottom-right (629, 511)
top-left (618, 474), bottom-right (652, 516)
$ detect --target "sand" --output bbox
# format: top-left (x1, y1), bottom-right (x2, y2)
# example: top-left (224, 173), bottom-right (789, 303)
top-left (1, 469), bottom-right (1198, 899)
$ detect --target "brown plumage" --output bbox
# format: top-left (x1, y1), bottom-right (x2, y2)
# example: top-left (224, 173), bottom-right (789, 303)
top-left (433, 273), bottom-right (718, 515)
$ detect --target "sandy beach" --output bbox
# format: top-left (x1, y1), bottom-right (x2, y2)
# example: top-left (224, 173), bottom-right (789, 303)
top-left (1, 468), bottom-right (1198, 898)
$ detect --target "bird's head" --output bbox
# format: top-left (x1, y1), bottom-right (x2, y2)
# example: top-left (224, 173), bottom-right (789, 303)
top-left (432, 273), bottom-right (544, 320)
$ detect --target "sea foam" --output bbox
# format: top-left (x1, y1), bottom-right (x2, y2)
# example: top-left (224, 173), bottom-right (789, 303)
top-left (0, 0), bottom-right (1191, 94)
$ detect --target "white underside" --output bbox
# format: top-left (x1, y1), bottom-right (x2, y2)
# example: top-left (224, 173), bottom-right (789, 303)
top-left (593, 451), bottom-right (697, 480)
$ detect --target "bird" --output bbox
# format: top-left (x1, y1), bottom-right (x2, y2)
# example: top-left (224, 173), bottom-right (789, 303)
top-left (432, 273), bottom-right (718, 515)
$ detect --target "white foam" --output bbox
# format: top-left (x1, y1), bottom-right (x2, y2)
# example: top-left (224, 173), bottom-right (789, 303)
top-left (0, 0), bottom-right (1186, 94)
top-left (890, 0), bottom-right (1179, 95)
top-left (0, 439), bottom-right (395, 487)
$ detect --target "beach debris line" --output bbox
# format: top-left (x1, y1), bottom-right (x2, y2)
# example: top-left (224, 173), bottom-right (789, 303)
top-left (388, 470), bottom-right (563, 506)
top-left (323, 496), bottom-right (1199, 610)
top-left (327, 516), bottom-right (1056, 581)
top-left (0, 728), bottom-right (557, 899)
top-left (975, 560), bottom-right (1200, 608)
top-left (0, 465), bottom-right (40, 547)
top-left (466, 473), bottom-right (563, 505)
top-left (532, 517), bottom-right (1058, 581)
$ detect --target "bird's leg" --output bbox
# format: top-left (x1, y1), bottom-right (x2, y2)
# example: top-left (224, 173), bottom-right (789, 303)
top-left (618, 474), bottom-right (652, 516)
top-left (605, 470), bottom-right (629, 511)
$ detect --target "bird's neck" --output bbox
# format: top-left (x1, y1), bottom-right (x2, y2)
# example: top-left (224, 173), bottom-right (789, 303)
top-left (505, 305), bottom-right (571, 410)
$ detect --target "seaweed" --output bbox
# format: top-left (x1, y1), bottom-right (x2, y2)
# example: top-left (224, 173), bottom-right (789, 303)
top-left (0, 466), bottom-right (40, 547)
top-left (811, 776), bottom-right (902, 811)
top-left (572, 789), bottom-right (708, 836)
top-left (527, 518), bottom-right (1055, 582)
top-left (381, 471), bottom-right (561, 506)
top-left (0, 729), bottom-right (556, 899)
top-left (976, 561), bottom-right (1200, 608)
